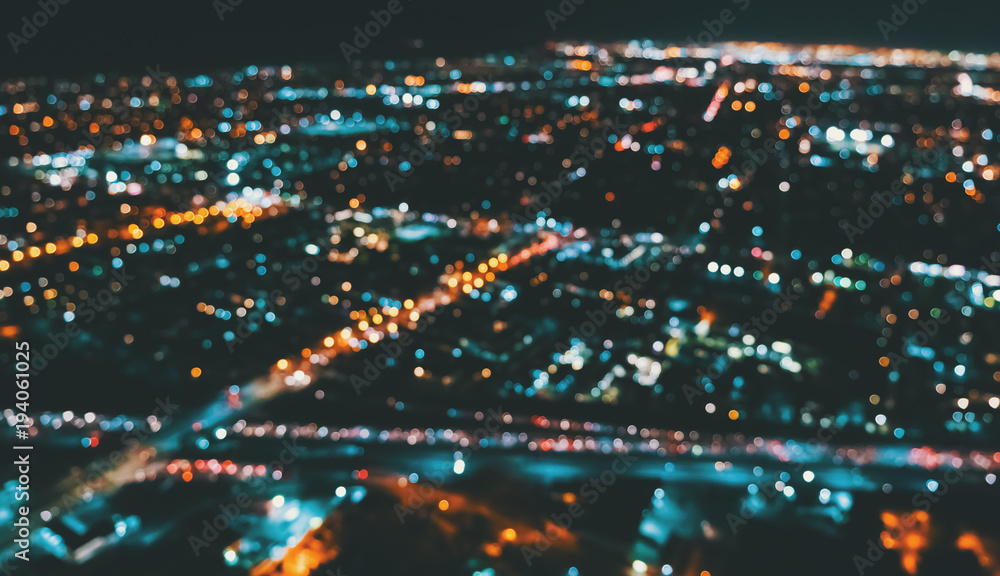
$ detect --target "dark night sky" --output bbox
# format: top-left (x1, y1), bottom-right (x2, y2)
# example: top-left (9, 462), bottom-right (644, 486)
top-left (1, 0), bottom-right (996, 77)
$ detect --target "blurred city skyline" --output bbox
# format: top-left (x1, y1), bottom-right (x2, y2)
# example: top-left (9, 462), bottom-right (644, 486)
top-left (3, 2), bottom-right (1000, 574)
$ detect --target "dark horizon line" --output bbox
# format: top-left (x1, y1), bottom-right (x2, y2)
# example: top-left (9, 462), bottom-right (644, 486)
top-left (3, 35), bottom-right (998, 82)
